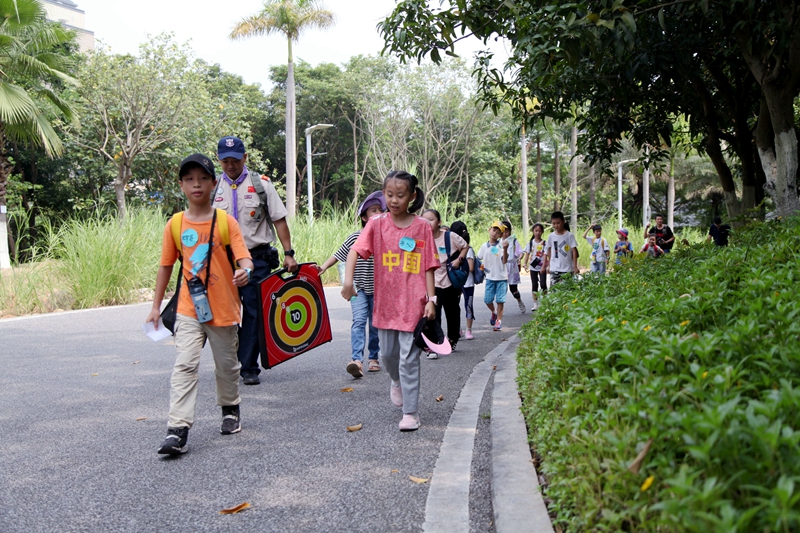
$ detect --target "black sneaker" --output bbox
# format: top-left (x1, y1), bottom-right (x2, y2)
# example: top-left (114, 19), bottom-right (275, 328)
top-left (220, 405), bottom-right (241, 435)
top-left (242, 374), bottom-right (260, 385)
top-left (158, 427), bottom-right (188, 455)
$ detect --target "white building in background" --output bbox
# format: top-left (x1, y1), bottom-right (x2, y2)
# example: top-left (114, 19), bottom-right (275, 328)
top-left (42, 0), bottom-right (95, 52)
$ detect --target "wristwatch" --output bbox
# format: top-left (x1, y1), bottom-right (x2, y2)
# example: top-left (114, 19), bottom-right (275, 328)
top-left (243, 268), bottom-right (252, 280)
top-left (426, 295), bottom-right (438, 304)
top-left (284, 248), bottom-right (296, 257)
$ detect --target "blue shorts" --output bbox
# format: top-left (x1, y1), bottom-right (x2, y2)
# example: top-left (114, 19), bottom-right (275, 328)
top-left (484, 279), bottom-right (508, 304)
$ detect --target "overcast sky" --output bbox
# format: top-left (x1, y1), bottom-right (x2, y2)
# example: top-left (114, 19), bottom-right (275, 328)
top-left (74, 0), bottom-right (509, 90)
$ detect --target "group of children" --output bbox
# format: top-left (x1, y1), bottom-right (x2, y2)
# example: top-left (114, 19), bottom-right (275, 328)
top-left (145, 150), bottom-right (654, 453)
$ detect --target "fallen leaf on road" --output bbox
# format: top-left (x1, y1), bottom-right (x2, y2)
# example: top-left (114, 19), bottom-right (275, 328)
top-left (492, 365), bottom-right (497, 370)
top-left (219, 502), bottom-right (250, 515)
top-left (132, 361), bottom-right (140, 365)
top-left (135, 417), bottom-right (147, 421)
top-left (163, 341), bottom-right (174, 345)
top-left (435, 395), bottom-right (444, 402)
top-left (340, 387), bottom-right (354, 393)
top-left (627, 438), bottom-right (653, 474)
top-left (91, 373), bottom-right (99, 377)
top-left (391, 469), bottom-right (399, 473)
top-left (346, 423), bottom-right (363, 432)
top-left (409, 476), bottom-right (429, 484)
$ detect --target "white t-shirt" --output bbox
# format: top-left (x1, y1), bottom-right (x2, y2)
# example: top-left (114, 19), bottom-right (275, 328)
top-left (477, 241), bottom-right (509, 281)
top-left (464, 247), bottom-right (476, 288)
top-left (545, 231), bottom-right (578, 273)
top-left (523, 238), bottom-right (546, 272)
top-left (585, 235), bottom-right (610, 263)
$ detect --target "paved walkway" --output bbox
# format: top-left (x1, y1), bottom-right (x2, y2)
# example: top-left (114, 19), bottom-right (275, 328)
top-left (0, 281), bottom-right (552, 532)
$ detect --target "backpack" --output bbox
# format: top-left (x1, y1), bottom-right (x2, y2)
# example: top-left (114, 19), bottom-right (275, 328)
top-left (444, 231), bottom-right (469, 289)
top-left (472, 248), bottom-right (485, 285)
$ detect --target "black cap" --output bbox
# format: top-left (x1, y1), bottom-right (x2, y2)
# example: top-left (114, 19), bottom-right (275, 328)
top-left (179, 153), bottom-right (216, 179)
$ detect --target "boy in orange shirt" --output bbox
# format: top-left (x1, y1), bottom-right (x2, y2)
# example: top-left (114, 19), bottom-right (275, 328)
top-left (146, 154), bottom-right (254, 455)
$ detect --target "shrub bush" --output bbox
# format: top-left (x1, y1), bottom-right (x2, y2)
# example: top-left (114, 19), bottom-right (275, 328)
top-left (518, 216), bottom-right (800, 532)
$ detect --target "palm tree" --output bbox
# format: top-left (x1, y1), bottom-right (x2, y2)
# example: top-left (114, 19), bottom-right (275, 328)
top-left (0, 0), bottom-right (77, 268)
top-left (230, 0), bottom-right (335, 218)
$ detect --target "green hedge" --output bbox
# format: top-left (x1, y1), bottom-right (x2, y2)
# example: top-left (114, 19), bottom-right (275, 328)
top-left (518, 217), bottom-right (800, 532)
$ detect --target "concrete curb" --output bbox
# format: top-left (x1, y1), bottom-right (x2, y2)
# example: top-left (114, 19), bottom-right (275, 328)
top-left (491, 336), bottom-right (554, 533)
top-left (422, 338), bottom-right (510, 533)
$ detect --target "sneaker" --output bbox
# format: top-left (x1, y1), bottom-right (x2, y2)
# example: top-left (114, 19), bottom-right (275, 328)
top-left (465, 330), bottom-right (474, 340)
top-left (426, 351), bottom-right (439, 359)
top-left (242, 374), bottom-right (260, 385)
top-left (490, 312), bottom-right (497, 326)
top-left (399, 413), bottom-right (420, 431)
top-left (518, 299), bottom-right (526, 313)
top-left (532, 300), bottom-right (539, 311)
top-left (450, 341), bottom-right (457, 352)
top-left (459, 329), bottom-right (464, 338)
top-left (346, 360), bottom-right (364, 379)
top-left (220, 405), bottom-right (241, 435)
top-left (390, 381), bottom-right (403, 407)
top-left (493, 320), bottom-right (502, 331)
top-left (158, 427), bottom-right (188, 455)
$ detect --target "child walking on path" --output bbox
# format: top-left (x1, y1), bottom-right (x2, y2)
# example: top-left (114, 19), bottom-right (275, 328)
top-left (343, 171), bottom-right (439, 432)
top-left (422, 209), bottom-right (468, 356)
top-left (521, 223), bottom-right (547, 311)
top-left (146, 154), bottom-right (254, 456)
top-left (316, 191), bottom-right (385, 378)
top-left (449, 221), bottom-right (475, 340)
top-left (477, 220), bottom-right (509, 331)
top-left (583, 224), bottom-right (610, 274)
top-left (614, 228), bottom-right (634, 265)
top-left (501, 220), bottom-right (526, 313)
top-left (640, 234), bottom-right (665, 258)
top-left (544, 211), bottom-right (579, 285)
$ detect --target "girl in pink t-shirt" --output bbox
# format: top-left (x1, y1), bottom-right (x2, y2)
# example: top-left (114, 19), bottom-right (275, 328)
top-left (343, 171), bottom-right (440, 432)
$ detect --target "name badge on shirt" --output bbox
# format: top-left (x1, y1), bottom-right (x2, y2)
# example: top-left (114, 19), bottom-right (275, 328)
top-left (491, 246), bottom-right (499, 254)
top-left (399, 237), bottom-right (416, 252)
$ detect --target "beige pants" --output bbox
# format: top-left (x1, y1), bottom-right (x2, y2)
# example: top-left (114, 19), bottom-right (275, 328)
top-left (168, 314), bottom-right (241, 429)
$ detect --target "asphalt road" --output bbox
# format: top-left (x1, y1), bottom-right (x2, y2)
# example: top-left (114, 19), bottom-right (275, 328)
top-left (0, 281), bottom-right (534, 533)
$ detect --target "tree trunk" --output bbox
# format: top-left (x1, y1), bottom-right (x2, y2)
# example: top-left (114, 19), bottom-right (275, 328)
top-left (285, 39), bottom-right (297, 218)
top-left (352, 116), bottom-right (359, 207)
top-left (520, 125), bottom-right (529, 240)
top-left (589, 164), bottom-right (596, 221)
top-left (642, 147), bottom-right (650, 229)
top-left (554, 139), bottom-right (560, 212)
top-left (114, 163), bottom-right (130, 220)
top-left (667, 155), bottom-right (675, 228)
top-left (536, 134), bottom-right (542, 222)
top-left (569, 125), bottom-right (578, 230)
top-left (0, 149), bottom-right (10, 269)
top-left (754, 93), bottom-right (800, 217)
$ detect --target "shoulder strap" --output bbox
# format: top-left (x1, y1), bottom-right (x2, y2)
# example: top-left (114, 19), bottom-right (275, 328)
top-left (216, 208), bottom-right (230, 247)
top-left (250, 174), bottom-right (277, 238)
top-left (171, 212), bottom-right (184, 256)
top-left (445, 231), bottom-right (451, 263)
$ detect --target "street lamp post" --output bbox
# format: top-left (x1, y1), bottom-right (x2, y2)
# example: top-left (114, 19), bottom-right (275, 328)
top-left (617, 159), bottom-right (636, 229)
top-left (305, 124), bottom-right (333, 224)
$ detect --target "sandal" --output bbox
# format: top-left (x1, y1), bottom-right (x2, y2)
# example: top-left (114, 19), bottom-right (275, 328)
top-left (368, 360), bottom-right (381, 372)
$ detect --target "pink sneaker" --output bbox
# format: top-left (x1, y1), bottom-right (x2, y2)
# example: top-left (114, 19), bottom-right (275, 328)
top-left (493, 320), bottom-right (502, 331)
top-left (399, 413), bottom-right (420, 431)
top-left (465, 330), bottom-right (474, 340)
top-left (390, 382), bottom-right (403, 407)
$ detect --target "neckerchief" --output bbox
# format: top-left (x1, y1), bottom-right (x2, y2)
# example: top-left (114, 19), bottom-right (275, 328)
top-left (222, 166), bottom-right (249, 221)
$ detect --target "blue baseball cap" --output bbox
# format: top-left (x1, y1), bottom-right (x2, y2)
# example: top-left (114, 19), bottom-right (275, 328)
top-left (217, 136), bottom-right (246, 160)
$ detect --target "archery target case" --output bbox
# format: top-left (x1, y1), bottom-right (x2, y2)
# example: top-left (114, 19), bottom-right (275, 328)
top-left (257, 263), bottom-right (333, 369)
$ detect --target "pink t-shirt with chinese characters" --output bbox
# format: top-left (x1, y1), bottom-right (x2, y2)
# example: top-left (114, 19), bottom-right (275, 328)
top-left (353, 214), bottom-right (440, 332)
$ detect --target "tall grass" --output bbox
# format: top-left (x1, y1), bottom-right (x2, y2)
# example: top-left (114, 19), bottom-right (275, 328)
top-left (287, 206), bottom-right (360, 285)
top-left (50, 209), bottom-right (166, 308)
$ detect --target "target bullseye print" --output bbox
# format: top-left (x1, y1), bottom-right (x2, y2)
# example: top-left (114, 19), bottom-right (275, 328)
top-left (258, 263), bottom-right (332, 368)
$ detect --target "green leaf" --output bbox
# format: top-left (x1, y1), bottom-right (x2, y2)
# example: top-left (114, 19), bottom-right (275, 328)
top-left (658, 8), bottom-right (666, 31)
top-left (621, 11), bottom-right (636, 32)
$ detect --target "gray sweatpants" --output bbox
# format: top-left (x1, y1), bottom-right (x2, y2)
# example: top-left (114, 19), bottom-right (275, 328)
top-left (378, 329), bottom-right (421, 414)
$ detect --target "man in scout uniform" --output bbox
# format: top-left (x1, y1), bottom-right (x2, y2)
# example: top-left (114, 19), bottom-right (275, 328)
top-left (213, 136), bottom-right (299, 385)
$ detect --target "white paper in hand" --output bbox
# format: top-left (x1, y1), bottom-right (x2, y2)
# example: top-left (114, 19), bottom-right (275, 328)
top-left (143, 319), bottom-right (172, 342)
